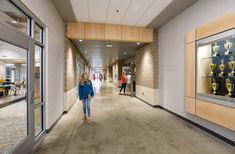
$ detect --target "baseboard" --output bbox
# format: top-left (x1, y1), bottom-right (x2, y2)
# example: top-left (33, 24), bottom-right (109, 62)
top-left (63, 98), bottom-right (77, 114)
top-left (46, 113), bottom-right (63, 133)
top-left (136, 96), bottom-right (160, 108)
top-left (136, 97), bottom-right (235, 147)
top-left (161, 107), bottom-right (235, 147)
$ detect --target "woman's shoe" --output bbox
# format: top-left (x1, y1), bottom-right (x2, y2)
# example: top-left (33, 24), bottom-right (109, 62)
top-left (82, 115), bottom-right (87, 120)
top-left (87, 117), bottom-right (91, 124)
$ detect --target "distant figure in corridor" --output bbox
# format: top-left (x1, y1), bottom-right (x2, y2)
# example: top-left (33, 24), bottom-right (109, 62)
top-left (78, 72), bottom-right (94, 124)
top-left (93, 73), bottom-right (96, 81)
top-left (99, 73), bottom-right (103, 82)
top-left (119, 72), bottom-right (127, 95)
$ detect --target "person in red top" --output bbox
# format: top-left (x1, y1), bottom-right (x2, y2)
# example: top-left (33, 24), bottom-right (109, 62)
top-left (119, 72), bottom-right (127, 94)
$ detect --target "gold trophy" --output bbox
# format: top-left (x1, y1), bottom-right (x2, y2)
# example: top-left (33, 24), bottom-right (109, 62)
top-left (211, 79), bottom-right (219, 94)
top-left (219, 59), bottom-right (226, 76)
top-left (224, 40), bottom-right (233, 55)
top-left (208, 63), bottom-right (216, 76)
top-left (225, 78), bottom-right (234, 97)
top-left (213, 43), bottom-right (220, 57)
top-left (228, 60), bottom-right (235, 76)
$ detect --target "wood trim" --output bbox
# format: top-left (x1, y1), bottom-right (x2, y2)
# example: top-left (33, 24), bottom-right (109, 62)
top-left (121, 25), bottom-right (140, 42)
top-left (140, 27), bottom-right (153, 42)
top-left (185, 29), bottom-right (195, 43)
top-left (185, 41), bottom-right (196, 98)
top-left (196, 99), bottom-right (235, 131)
top-left (67, 22), bottom-right (85, 39)
top-left (185, 97), bottom-right (196, 115)
top-left (84, 23), bottom-right (105, 40)
top-left (105, 24), bottom-right (122, 41)
top-left (67, 22), bottom-right (153, 43)
top-left (196, 12), bottom-right (235, 40)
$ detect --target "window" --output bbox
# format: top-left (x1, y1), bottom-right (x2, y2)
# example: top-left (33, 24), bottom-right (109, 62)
top-left (0, 0), bottom-right (29, 34)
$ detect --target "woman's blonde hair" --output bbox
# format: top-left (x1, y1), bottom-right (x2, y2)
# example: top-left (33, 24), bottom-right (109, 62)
top-left (80, 72), bottom-right (91, 86)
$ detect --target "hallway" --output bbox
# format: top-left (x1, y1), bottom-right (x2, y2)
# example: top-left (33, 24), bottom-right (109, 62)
top-left (33, 83), bottom-right (235, 154)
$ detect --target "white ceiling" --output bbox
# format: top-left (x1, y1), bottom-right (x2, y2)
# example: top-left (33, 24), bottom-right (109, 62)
top-left (69, 0), bottom-right (173, 26)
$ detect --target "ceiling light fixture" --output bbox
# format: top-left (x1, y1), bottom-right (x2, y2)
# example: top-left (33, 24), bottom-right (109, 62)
top-left (106, 42), bottom-right (113, 48)
top-left (123, 52), bottom-right (127, 55)
top-left (12, 20), bottom-right (17, 24)
top-left (79, 39), bottom-right (83, 42)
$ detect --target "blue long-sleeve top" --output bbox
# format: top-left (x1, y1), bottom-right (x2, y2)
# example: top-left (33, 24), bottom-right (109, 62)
top-left (78, 80), bottom-right (94, 100)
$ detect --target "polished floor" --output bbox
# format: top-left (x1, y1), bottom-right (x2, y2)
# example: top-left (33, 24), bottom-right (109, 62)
top-left (33, 82), bottom-right (235, 154)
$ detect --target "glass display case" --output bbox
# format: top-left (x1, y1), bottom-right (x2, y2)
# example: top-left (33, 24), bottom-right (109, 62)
top-left (197, 29), bottom-right (235, 103)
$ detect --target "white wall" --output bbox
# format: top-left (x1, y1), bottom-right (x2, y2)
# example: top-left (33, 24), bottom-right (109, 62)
top-left (159, 0), bottom-right (235, 141)
top-left (20, 0), bottom-right (64, 129)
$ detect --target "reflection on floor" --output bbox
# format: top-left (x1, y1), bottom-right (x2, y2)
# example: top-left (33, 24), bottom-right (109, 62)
top-left (34, 83), bottom-right (235, 154)
top-left (0, 101), bottom-right (27, 154)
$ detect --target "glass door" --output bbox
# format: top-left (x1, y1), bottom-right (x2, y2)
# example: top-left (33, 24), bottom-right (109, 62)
top-left (0, 22), bottom-right (34, 154)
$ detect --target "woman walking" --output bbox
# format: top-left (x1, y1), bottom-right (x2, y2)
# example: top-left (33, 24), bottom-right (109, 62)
top-left (78, 72), bottom-right (94, 123)
top-left (119, 72), bottom-right (127, 95)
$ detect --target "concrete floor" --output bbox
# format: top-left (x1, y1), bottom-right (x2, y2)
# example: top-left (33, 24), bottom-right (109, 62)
top-left (33, 83), bottom-right (235, 154)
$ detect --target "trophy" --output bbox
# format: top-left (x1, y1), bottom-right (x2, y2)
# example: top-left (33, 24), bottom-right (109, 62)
top-left (228, 60), bottom-right (235, 76)
top-left (225, 78), bottom-right (234, 97)
top-left (211, 79), bottom-right (219, 94)
top-left (224, 40), bottom-right (233, 55)
top-left (213, 43), bottom-right (220, 57)
top-left (208, 63), bottom-right (216, 76)
top-left (219, 59), bottom-right (226, 76)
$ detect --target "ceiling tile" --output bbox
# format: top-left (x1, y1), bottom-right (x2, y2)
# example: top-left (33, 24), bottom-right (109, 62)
top-left (88, 0), bottom-right (109, 23)
top-left (106, 0), bottom-right (132, 24)
top-left (121, 0), bottom-right (155, 26)
top-left (70, 0), bottom-right (90, 22)
top-left (137, 0), bottom-right (173, 26)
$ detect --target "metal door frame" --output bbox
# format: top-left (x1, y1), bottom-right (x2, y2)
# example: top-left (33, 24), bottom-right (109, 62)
top-left (0, 22), bottom-right (35, 154)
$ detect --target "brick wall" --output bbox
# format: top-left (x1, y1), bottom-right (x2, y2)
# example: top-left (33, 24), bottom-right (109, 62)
top-left (135, 29), bottom-right (158, 89)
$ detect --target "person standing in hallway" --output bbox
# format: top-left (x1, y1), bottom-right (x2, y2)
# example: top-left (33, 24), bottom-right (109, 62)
top-left (78, 72), bottom-right (94, 124)
top-left (119, 72), bottom-right (127, 95)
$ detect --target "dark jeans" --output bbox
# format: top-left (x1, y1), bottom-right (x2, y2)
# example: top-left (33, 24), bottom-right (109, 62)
top-left (120, 83), bottom-right (126, 94)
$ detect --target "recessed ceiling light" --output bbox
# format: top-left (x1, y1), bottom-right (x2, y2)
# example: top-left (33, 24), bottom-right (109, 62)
top-left (137, 42), bottom-right (140, 45)
top-left (123, 52), bottom-right (127, 55)
top-left (11, 20), bottom-right (17, 24)
top-left (79, 39), bottom-right (83, 42)
top-left (106, 42), bottom-right (113, 48)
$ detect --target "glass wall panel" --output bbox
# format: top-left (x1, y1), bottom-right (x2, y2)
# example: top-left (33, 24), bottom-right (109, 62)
top-left (34, 45), bottom-right (42, 104)
top-left (34, 24), bottom-right (42, 43)
top-left (0, 0), bottom-right (29, 34)
top-left (35, 106), bottom-right (42, 136)
top-left (0, 40), bottom-right (28, 154)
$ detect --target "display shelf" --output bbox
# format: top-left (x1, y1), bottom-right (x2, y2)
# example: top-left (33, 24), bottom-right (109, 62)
top-left (197, 28), bottom-right (235, 99)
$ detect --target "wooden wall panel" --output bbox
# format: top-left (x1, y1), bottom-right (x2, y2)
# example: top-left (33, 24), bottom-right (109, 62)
top-left (67, 22), bottom-right (153, 42)
top-left (85, 23), bottom-right (105, 40)
top-left (196, 99), bottom-right (235, 131)
top-left (185, 29), bottom-right (195, 43)
top-left (185, 97), bottom-right (196, 115)
top-left (185, 42), bottom-right (195, 98)
top-left (105, 24), bottom-right (121, 41)
top-left (196, 12), bottom-right (235, 40)
top-left (121, 25), bottom-right (140, 42)
top-left (140, 28), bottom-right (153, 42)
top-left (67, 22), bottom-right (85, 39)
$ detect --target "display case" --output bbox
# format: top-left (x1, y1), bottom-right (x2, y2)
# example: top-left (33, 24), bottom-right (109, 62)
top-left (197, 28), bottom-right (235, 103)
